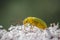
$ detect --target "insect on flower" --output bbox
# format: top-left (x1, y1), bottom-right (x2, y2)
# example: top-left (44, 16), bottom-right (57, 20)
top-left (23, 17), bottom-right (47, 30)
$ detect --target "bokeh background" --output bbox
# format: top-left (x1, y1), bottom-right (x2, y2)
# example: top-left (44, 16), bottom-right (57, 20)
top-left (0, 0), bottom-right (60, 29)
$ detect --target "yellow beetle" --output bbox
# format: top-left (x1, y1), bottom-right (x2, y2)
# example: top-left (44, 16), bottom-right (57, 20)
top-left (23, 17), bottom-right (47, 30)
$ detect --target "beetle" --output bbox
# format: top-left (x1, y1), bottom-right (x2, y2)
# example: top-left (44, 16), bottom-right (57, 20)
top-left (23, 17), bottom-right (47, 30)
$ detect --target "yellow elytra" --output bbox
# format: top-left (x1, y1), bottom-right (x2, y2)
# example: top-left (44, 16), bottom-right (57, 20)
top-left (23, 17), bottom-right (47, 30)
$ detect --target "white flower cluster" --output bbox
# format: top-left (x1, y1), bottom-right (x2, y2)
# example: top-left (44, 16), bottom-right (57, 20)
top-left (0, 23), bottom-right (60, 40)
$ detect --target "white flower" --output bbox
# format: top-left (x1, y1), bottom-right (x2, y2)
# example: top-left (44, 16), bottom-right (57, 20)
top-left (0, 23), bottom-right (60, 40)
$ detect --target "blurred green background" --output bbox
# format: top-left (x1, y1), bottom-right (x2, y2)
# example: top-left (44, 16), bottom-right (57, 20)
top-left (0, 0), bottom-right (60, 29)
